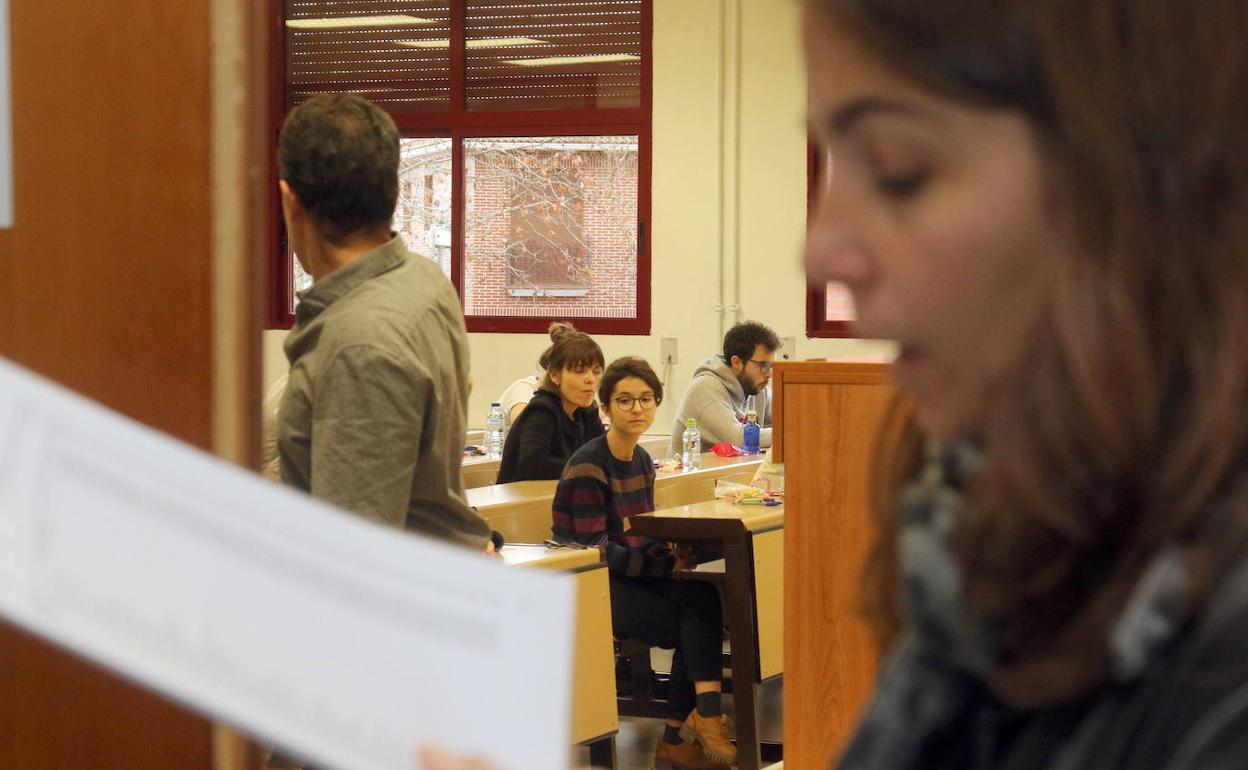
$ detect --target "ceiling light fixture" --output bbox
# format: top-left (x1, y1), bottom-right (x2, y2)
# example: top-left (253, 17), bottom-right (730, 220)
top-left (287, 14), bottom-right (437, 30)
top-left (503, 53), bottom-right (640, 67)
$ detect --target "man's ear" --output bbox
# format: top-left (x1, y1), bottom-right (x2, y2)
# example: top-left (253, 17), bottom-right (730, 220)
top-left (729, 355), bottom-right (744, 373)
top-left (278, 180), bottom-right (302, 222)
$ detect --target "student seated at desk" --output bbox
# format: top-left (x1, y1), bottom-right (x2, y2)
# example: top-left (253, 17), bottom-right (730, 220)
top-left (553, 357), bottom-right (735, 769)
top-left (496, 322), bottom-right (605, 483)
top-left (668, 321), bottom-right (778, 457)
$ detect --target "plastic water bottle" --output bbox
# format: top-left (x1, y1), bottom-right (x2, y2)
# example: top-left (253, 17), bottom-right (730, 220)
top-left (743, 395), bottom-right (760, 455)
top-left (486, 402), bottom-right (507, 460)
top-left (681, 418), bottom-right (702, 470)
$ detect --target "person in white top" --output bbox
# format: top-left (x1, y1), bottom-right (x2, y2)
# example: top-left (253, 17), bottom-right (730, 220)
top-left (495, 374), bottom-right (540, 425)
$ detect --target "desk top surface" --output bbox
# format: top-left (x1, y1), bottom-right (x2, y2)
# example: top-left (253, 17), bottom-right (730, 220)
top-left (499, 543), bottom-right (601, 571)
top-left (657, 452), bottom-right (762, 478)
top-left (465, 452), bottom-right (764, 508)
top-left (629, 498), bottom-right (784, 534)
top-left (466, 479), bottom-right (557, 508)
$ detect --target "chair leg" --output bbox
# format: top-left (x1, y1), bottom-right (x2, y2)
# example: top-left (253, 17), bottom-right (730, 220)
top-left (587, 735), bottom-right (617, 770)
top-left (629, 647), bottom-right (655, 702)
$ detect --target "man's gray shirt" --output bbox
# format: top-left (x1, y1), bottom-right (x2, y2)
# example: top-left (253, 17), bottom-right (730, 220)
top-left (668, 354), bottom-right (773, 456)
top-left (277, 235), bottom-right (490, 549)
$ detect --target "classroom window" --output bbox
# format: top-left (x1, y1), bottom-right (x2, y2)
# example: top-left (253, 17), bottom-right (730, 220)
top-left (396, 137), bottom-right (454, 276)
top-left (464, 136), bottom-right (638, 315)
top-left (273, 0), bottom-right (652, 334)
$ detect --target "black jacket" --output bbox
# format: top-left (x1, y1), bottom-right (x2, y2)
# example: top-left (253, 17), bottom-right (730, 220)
top-left (495, 388), bottom-right (605, 483)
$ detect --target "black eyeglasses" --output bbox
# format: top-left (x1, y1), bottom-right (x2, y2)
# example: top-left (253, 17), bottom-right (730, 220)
top-left (613, 394), bottom-right (658, 410)
top-left (747, 358), bottom-right (774, 373)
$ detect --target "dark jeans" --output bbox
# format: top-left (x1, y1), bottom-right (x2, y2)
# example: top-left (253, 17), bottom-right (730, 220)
top-left (608, 574), bottom-right (723, 719)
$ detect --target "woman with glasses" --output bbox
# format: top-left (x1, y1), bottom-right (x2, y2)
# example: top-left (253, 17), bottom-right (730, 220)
top-left (552, 357), bottom-right (735, 770)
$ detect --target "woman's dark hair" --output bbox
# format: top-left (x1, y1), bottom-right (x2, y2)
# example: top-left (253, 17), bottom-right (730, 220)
top-left (538, 322), bottom-right (605, 391)
top-left (814, 0), bottom-right (1248, 706)
top-left (278, 93), bottom-right (400, 244)
top-left (598, 357), bottom-right (663, 407)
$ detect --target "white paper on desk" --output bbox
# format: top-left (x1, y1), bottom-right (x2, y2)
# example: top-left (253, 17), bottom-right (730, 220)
top-left (0, 357), bottom-right (574, 770)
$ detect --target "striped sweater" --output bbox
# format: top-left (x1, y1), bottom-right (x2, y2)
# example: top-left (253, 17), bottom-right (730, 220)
top-left (551, 435), bottom-right (675, 578)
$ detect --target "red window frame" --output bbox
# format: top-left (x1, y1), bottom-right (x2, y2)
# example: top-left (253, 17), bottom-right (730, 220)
top-left (268, 1), bottom-right (653, 335)
top-left (806, 140), bottom-right (855, 338)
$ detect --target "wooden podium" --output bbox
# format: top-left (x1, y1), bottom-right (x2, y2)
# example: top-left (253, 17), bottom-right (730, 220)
top-left (773, 362), bottom-right (896, 770)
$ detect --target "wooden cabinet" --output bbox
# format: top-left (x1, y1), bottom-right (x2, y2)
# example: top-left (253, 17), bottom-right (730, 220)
top-left (775, 362), bottom-right (895, 770)
top-left (0, 1), bottom-right (270, 768)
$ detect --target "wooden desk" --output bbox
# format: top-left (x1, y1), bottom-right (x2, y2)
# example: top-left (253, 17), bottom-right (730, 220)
top-left (460, 434), bottom-right (673, 491)
top-left (653, 453), bottom-right (763, 509)
top-left (467, 454), bottom-right (765, 543)
top-left (466, 480), bottom-right (558, 542)
top-left (500, 544), bottom-right (617, 766)
top-left (460, 454), bottom-right (499, 489)
top-left (626, 499), bottom-right (785, 770)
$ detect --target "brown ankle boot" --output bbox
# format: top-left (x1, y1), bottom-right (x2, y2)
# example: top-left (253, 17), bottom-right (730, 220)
top-left (679, 710), bottom-right (737, 765)
top-left (655, 738), bottom-right (730, 769)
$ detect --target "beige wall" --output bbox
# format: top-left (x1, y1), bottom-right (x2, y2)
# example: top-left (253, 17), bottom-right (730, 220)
top-left (261, 0), bottom-right (892, 435)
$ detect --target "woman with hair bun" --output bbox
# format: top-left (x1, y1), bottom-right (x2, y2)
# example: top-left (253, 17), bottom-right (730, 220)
top-left (495, 322), bottom-right (605, 484)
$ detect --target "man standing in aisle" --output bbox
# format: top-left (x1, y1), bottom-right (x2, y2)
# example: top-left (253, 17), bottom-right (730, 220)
top-left (669, 321), bottom-right (779, 455)
top-left (275, 93), bottom-right (490, 551)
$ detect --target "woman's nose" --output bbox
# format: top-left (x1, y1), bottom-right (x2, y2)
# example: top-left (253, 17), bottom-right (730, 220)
top-left (804, 188), bottom-right (875, 291)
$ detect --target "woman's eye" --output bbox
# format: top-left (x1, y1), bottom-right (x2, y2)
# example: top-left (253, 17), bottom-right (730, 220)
top-left (875, 171), bottom-right (929, 198)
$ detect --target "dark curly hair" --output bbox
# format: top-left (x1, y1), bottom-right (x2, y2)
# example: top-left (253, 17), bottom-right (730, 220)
top-left (722, 321), bottom-right (779, 366)
top-left (278, 94), bottom-right (399, 244)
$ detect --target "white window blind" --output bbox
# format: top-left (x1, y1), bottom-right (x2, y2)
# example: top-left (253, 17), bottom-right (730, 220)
top-left (465, 0), bottom-right (643, 111)
top-left (285, 1), bottom-right (453, 110)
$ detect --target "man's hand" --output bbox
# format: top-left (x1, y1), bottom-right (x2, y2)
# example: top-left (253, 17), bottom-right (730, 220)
top-left (417, 746), bottom-right (499, 770)
top-left (417, 746), bottom-right (594, 770)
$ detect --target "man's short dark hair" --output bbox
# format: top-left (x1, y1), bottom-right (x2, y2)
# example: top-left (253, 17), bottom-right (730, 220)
top-left (723, 321), bottom-right (780, 365)
top-left (278, 94), bottom-right (400, 244)
top-left (598, 356), bottom-right (664, 406)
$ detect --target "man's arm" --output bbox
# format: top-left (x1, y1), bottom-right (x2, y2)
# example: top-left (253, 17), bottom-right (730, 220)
top-left (310, 345), bottom-right (427, 528)
top-left (693, 389), bottom-right (747, 448)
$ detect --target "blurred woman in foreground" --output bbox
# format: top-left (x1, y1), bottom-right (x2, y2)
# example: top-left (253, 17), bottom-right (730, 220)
top-left (426, 0), bottom-right (1248, 767)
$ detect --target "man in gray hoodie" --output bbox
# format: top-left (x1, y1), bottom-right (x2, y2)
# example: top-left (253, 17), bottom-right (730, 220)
top-left (669, 321), bottom-right (779, 456)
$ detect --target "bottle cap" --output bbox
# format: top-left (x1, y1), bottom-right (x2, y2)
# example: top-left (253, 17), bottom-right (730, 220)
top-left (686, 418), bottom-right (697, 427)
